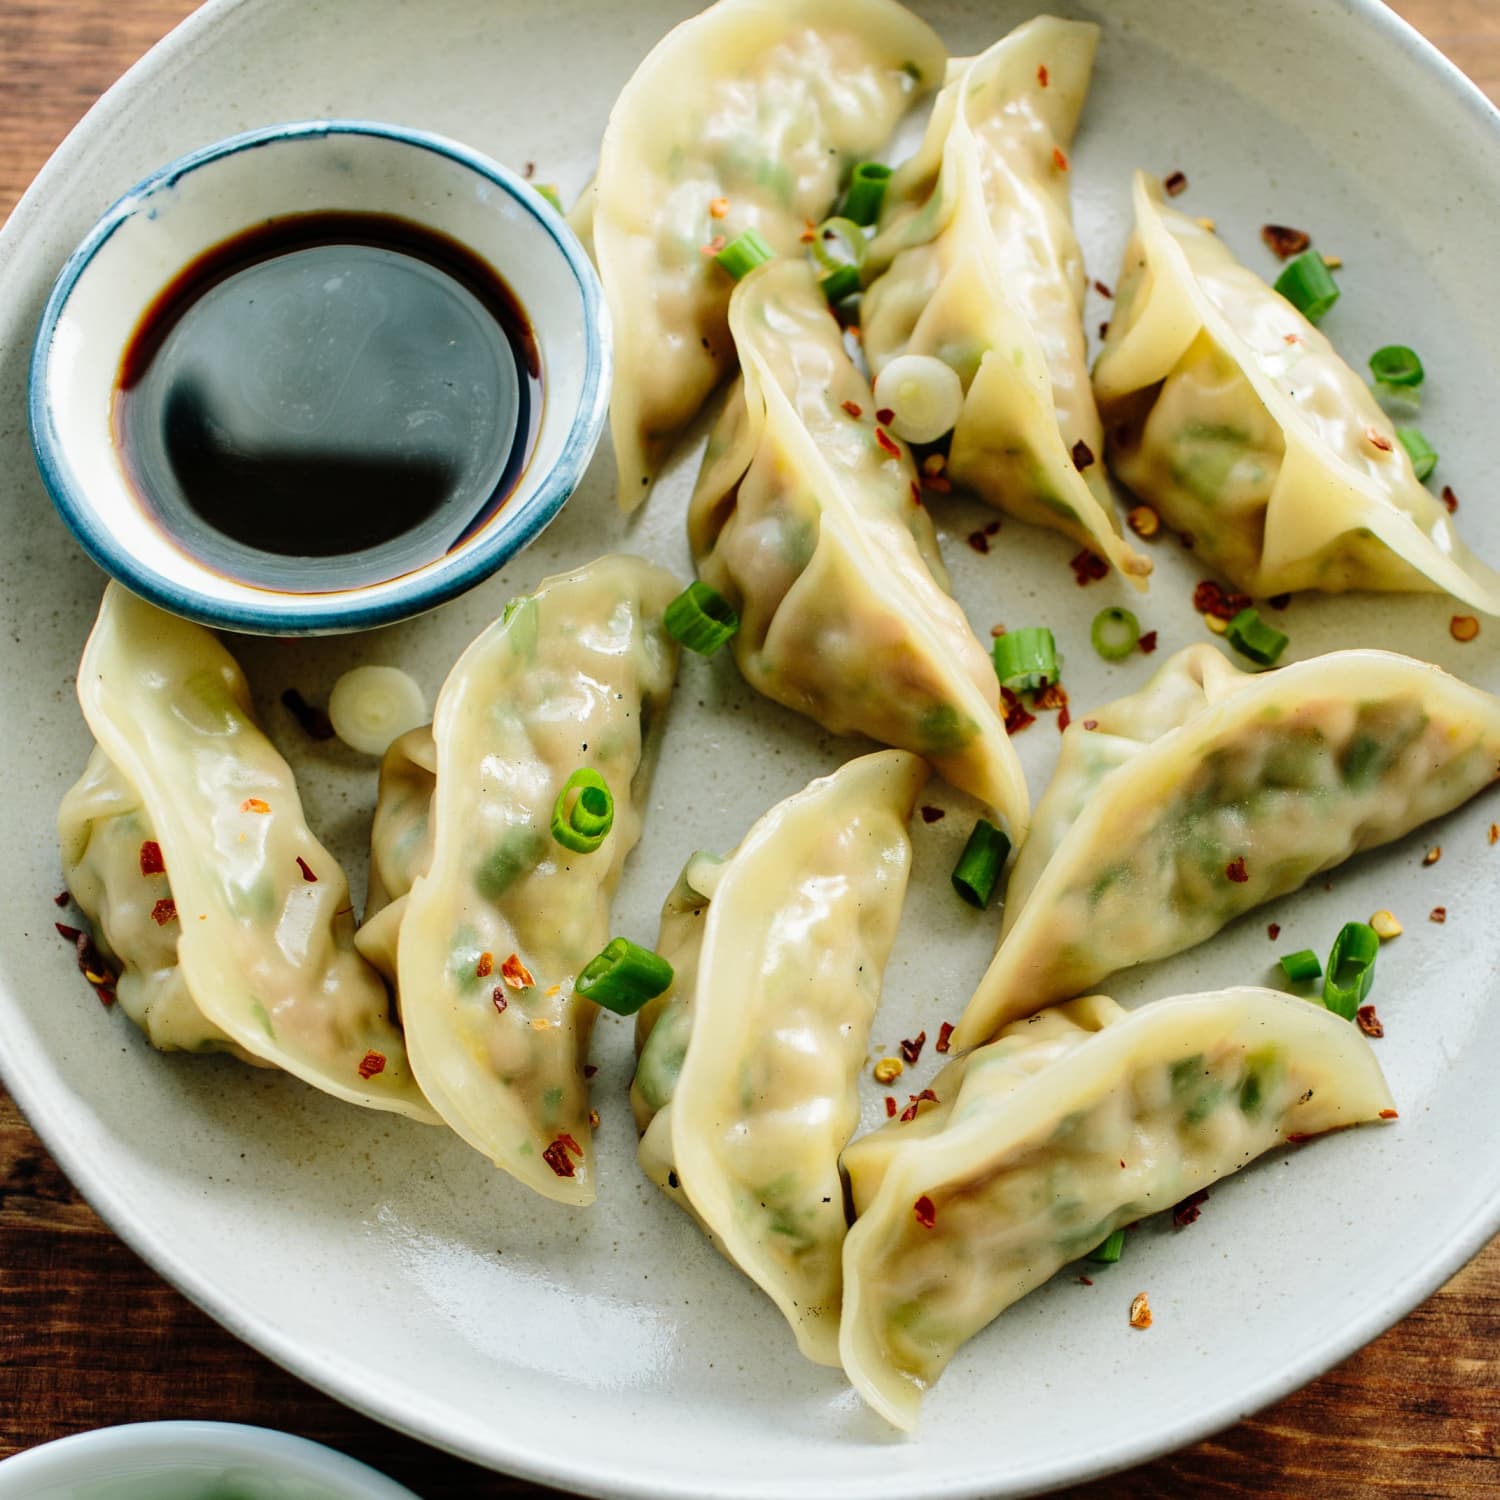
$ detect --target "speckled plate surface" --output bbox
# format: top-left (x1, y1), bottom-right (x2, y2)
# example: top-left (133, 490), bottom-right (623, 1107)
top-left (2, 3), bottom-right (1499, 1497)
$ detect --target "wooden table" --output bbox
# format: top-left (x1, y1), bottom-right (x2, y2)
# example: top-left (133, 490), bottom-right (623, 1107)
top-left (2, 4), bottom-right (1498, 1495)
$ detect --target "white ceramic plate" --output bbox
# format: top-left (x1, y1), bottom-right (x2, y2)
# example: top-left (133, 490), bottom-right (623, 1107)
top-left (3, 3), bottom-right (1499, 1497)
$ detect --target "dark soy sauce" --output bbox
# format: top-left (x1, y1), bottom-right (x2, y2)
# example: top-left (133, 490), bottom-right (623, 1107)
top-left (114, 212), bottom-right (542, 593)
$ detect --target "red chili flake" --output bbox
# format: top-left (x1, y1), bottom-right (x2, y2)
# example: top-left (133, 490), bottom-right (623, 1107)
top-left (900, 1031), bottom-right (927, 1065)
top-left (1267, 593), bottom-right (1292, 610)
top-left (1082, 718), bottom-right (1099, 731)
top-left (559, 1132), bottom-right (584, 1158)
top-left (1172, 1189), bottom-right (1209, 1228)
top-left (501, 953), bottom-right (536, 990)
top-left (1356, 1004), bottom-right (1384, 1038)
top-left (1069, 549), bottom-right (1108, 586)
top-left (1365, 425), bottom-right (1393, 453)
top-left (841, 399), bottom-right (862, 419)
top-left (913, 1195), bottom-right (937, 1228)
top-left (800, 219), bottom-right (817, 244)
top-left (875, 407), bottom-right (895, 426)
top-left (1442, 485), bottom-right (1459, 514)
top-left (522, 161), bottom-right (535, 179)
top-left (984, 520), bottom-right (1002, 537)
top-left (1077, 1274), bottom-right (1095, 1286)
top-left (1129, 1292), bottom-right (1154, 1329)
top-left (1057, 704), bottom-right (1072, 732)
top-left (476, 951), bottom-right (495, 978)
top-left (1225, 855), bottom-right (1249, 884)
top-left (55, 922), bottom-right (82, 943)
top-left (150, 898), bottom-right (177, 927)
top-left (1267, 922), bottom-right (1281, 941)
top-left (1423, 846), bottom-right (1442, 866)
top-left (1429, 906), bottom-right (1448, 924)
top-left (53, 890), bottom-right (69, 907)
top-left (1034, 682), bottom-right (1068, 713)
top-left (1285, 1132), bottom-right (1313, 1144)
top-left (1138, 630), bottom-right (1159, 655)
top-left (1260, 224), bottom-right (1311, 260)
top-left (935, 1021), bottom-right (955, 1054)
top-left (875, 427), bottom-right (901, 458)
top-left (920, 806), bottom-right (945, 824)
top-left (1037, 63), bottom-right (1050, 87)
top-left (280, 688), bottom-right (335, 741)
top-left (240, 798), bottom-right (271, 815)
top-left (1192, 579), bottom-right (1252, 620)
top-left (543, 1139), bottom-right (577, 1178)
top-left (1094, 280), bottom-right (1113, 299)
top-left (922, 474), bottom-right (952, 494)
top-left (1490, 824), bottom-right (1499, 846)
top-left (708, 195), bottom-right (729, 219)
top-left (357, 1050), bottom-right (386, 1080)
top-left (967, 530), bottom-right (990, 554)
top-left (583, 1064), bottom-right (598, 1079)
top-left (295, 855), bottom-right (318, 883)
top-left (1071, 439), bottom-right (1095, 471)
top-left (700, 235), bottom-right (727, 257)
top-left (1379, 1108), bottom-right (1400, 1120)
top-left (1163, 170), bottom-right (1188, 197)
top-left (1001, 687), bottom-right (1036, 735)
top-left (909, 480), bottom-right (922, 507)
top-left (491, 987), bottom-right (508, 1016)
top-left (1053, 146), bottom-right (1070, 173)
top-left (1099, 321), bottom-right (1111, 340)
top-left (139, 840), bottom-right (166, 876)
top-left (884, 1095), bottom-right (898, 1118)
top-left (899, 1088), bottom-right (940, 1123)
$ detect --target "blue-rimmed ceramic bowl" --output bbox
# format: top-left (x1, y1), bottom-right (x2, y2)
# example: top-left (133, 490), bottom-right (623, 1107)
top-left (28, 120), bottom-right (610, 635)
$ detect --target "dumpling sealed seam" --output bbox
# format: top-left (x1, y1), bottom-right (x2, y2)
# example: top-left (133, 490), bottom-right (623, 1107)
top-left (1094, 171), bottom-right (1500, 611)
top-left (954, 643), bottom-right (1500, 1048)
top-left (860, 17), bottom-right (1150, 584)
top-left (691, 257), bottom-right (1029, 837)
top-left (632, 750), bottom-right (927, 1366)
top-left (58, 583), bottom-right (434, 1119)
top-left (356, 554), bottom-right (681, 1205)
top-left (573, 0), bottom-right (946, 502)
top-left (840, 988), bottom-right (1396, 1429)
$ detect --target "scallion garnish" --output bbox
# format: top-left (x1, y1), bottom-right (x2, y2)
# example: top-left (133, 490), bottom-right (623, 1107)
top-left (715, 228), bottom-right (775, 281)
top-left (1224, 607), bottom-right (1288, 668)
top-left (664, 581), bottom-right (739, 656)
top-left (840, 161), bottom-right (892, 227)
top-left (1322, 921), bottom-right (1378, 1020)
top-left (550, 768), bottom-right (614, 854)
top-left (1088, 1228), bottom-right (1126, 1264)
top-left (951, 819), bottom-right (1011, 909)
top-left (809, 216), bottom-right (867, 276)
top-left (820, 264), bottom-right (861, 304)
top-left (1396, 426), bottom-right (1438, 481)
top-left (992, 626), bottom-right (1058, 692)
top-left (1274, 249), bottom-right (1340, 323)
top-left (1090, 607), bottom-right (1141, 662)
top-left (576, 937), bottom-right (674, 1016)
top-left (534, 184), bottom-right (563, 214)
top-left (1369, 345), bottom-right (1424, 387)
top-left (1279, 948), bottom-right (1322, 982)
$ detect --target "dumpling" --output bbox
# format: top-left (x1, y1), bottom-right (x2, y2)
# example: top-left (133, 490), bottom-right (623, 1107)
top-left (841, 987), bottom-right (1396, 1428)
top-left (691, 257), bottom-right (1029, 835)
top-left (953, 643), bottom-right (1500, 1048)
top-left (632, 750), bottom-right (927, 1365)
top-left (356, 555), bottom-right (680, 1204)
top-left (59, 584), bottom-right (434, 1119)
top-left (1093, 171), bottom-right (1500, 610)
top-left (860, 18), bottom-right (1150, 583)
top-left (574, 0), bottom-right (946, 503)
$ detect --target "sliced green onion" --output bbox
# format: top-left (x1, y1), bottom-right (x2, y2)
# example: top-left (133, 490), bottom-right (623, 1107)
top-left (1090, 607), bottom-right (1141, 662)
top-left (1372, 379), bottom-right (1422, 420)
top-left (1279, 948), bottom-right (1322, 982)
top-left (1274, 249), bottom-right (1340, 323)
top-left (1396, 426), bottom-right (1438, 481)
top-left (840, 161), bottom-right (892, 226)
top-left (1088, 1228), bottom-right (1126, 1264)
top-left (551, 768), bottom-right (614, 854)
top-left (809, 216), bottom-right (867, 276)
top-left (1225, 607), bottom-right (1289, 668)
top-left (715, 227), bottom-right (774, 280)
top-left (664, 581), bottom-right (739, 656)
top-left (576, 937), bottom-right (674, 1016)
top-left (951, 819), bottom-right (1011, 909)
top-left (820, 264), bottom-right (861, 304)
top-left (1323, 921), bottom-right (1378, 1020)
top-left (327, 666), bottom-right (427, 757)
top-left (872, 354), bottom-right (964, 444)
top-left (992, 626), bottom-right (1058, 692)
top-left (1369, 345), bottom-right (1424, 387)
top-left (533, 183), bottom-right (563, 213)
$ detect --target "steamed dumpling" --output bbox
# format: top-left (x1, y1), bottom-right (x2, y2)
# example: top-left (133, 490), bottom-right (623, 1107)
top-left (1094, 171), bottom-right (1500, 610)
top-left (953, 643), bottom-right (1500, 1048)
top-left (691, 257), bottom-right (1029, 835)
top-left (861, 18), bottom-right (1150, 583)
top-left (574, 0), bottom-right (946, 503)
top-left (632, 751), bottom-right (927, 1365)
top-left (841, 987), bottom-right (1395, 1428)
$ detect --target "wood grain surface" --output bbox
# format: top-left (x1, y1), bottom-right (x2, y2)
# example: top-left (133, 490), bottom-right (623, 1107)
top-left (2, 3), bottom-right (1498, 1496)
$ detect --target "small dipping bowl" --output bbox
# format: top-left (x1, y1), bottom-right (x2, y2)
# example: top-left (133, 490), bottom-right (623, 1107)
top-left (29, 121), bottom-right (609, 634)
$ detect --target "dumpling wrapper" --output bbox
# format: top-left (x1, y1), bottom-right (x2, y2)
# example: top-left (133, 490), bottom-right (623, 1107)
top-left (573, 0), bottom-right (946, 503)
top-left (62, 584), bottom-right (433, 1118)
top-left (841, 987), bottom-right (1396, 1429)
top-left (356, 555), bottom-right (680, 1204)
top-left (954, 643), bottom-right (1500, 1048)
top-left (691, 257), bottom-right (1029, 835)
top-left (632, 750), bottom-right (927, 1366)
top-left (861, 18), bottom-right (1149, 584)
top-left (1094, 171), bottom-right (1500, 610)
